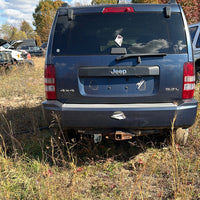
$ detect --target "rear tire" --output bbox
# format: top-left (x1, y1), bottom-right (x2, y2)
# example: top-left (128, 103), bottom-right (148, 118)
top-left (6, 65), bottom-right (13, 73)
top-left (24, 60), bottom-right (35, 68)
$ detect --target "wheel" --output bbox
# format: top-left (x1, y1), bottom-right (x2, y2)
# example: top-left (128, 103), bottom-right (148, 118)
top-left (24, 60), bottom-right (35, 68)
top-left (5, 65), bottom-right (13, 73)
top-left (175, 128), bottom-right (188, 145)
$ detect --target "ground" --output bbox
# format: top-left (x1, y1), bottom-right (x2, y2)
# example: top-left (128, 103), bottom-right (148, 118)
top-left (0, 57), bottom-right (199, 199)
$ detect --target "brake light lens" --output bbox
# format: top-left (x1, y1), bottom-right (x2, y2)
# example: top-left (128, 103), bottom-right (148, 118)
top-left (102, 7), bottom-right (134, 13)
top-left (182, 62), bottom-right (195, 99)
top-left (45, 64), bottom-right (56, 100)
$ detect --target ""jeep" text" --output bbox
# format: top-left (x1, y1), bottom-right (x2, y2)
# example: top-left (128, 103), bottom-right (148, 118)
top-left (110, 69), bottom-right (127, 76)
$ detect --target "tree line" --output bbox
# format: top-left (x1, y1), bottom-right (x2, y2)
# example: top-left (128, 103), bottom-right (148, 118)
top-left (0, 0), bottom-right (199, 45)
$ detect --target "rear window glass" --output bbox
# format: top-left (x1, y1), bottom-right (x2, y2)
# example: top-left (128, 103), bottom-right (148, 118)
top-left (53, 12), bottom-right (187, 56)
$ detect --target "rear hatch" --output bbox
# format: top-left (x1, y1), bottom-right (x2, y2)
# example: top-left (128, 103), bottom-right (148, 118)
top-left (49, 4), bottom-right (191, 104)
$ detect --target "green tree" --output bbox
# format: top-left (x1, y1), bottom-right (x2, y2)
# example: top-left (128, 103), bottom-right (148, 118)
top-left (20, 20), bottom-right (36, 39)
top-left (33, 0), bottom-right (64, 43)
top-left (0, 24), bottom-right (28, 41)
top-left (0, 24), bottom-right (17, 40)
top-left (14, 31), bottom-right (27, 40)
top-left (0, 24), bottom-right (30, 41)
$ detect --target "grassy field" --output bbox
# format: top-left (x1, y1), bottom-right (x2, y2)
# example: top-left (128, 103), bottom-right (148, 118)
top-left (0, 57), bottom-right (199, 200)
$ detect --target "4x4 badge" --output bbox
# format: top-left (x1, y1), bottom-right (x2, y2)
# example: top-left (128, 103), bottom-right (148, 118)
top-left (111, 111), bottom-right (126, 120)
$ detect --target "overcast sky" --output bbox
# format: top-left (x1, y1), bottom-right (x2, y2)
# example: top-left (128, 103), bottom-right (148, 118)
top-left (0, 0), bottom-right (92, 29)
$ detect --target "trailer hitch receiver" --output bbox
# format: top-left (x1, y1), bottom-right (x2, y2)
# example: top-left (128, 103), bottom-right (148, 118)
top-left (105, 131), bottom-right (133, 141)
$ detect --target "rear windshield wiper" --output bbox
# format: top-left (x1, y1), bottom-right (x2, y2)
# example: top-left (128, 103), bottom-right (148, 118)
top-left (116, 53), bottom-right (167, 63)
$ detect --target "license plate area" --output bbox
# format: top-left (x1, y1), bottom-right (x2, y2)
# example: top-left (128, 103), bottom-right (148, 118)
top-left (79, 76), bottom-right (158, 97)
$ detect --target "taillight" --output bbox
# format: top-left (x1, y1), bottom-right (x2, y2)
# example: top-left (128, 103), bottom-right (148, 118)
top-left (45, 64), bottom-right (56, 100)
top-left (182, 62), bottom-right (195, 99)
top-left (102, 7), bottom-right (134, 13)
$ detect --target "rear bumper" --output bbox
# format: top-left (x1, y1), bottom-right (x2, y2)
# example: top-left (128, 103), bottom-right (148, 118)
top-left (42, 99), bottom-right (198, 129)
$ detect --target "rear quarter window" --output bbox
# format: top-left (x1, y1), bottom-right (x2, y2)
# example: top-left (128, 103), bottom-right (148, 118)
top-left (52, 12), bottom-right (187, 56)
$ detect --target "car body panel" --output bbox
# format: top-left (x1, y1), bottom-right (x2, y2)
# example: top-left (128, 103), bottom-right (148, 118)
top-left (0, 39), bottom-right (26, 62)
top-left (53, 54), bottom-right (186, 104)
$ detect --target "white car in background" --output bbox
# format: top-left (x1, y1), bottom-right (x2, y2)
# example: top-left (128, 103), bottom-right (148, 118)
top-left (189, 22), bottom-right (200, 81)
top-left (0, 39), bottom-right (34, 67)
top-left (0, 39), bottom-right (25, 63)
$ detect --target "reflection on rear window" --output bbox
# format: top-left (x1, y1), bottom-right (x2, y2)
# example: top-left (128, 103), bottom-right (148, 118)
top-left (53, 12), bottom-right (187, 55)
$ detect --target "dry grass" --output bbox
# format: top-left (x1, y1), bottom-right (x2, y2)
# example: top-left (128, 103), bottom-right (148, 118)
top-left (0, 57), bottom-right (46, 133)
top-left (0, 57), bottom-right (199, 200)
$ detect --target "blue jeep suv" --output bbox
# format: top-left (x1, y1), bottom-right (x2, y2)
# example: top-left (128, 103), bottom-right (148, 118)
top-left (43, 1), bottom-right (198, 144)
